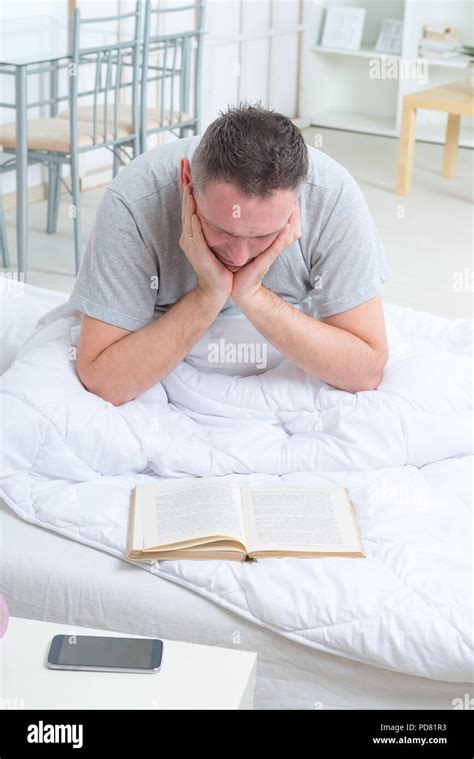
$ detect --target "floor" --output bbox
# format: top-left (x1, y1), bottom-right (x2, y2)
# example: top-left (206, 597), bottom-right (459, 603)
top-left (2, 127), bottom-right (473, 319)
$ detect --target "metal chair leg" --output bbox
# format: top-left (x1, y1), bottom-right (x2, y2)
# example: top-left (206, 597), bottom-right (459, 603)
top-left (53, 163), bottom-right (62, 233)
top-left (70, 154), bottom-right (82, 274)
top-left (133, 134), bottom-right (140, 158)
top-left (140, 124), bottom-right (147, 155)
top-left (47, 163), bottom-right (60, 234)
top-left (0, 203), bottom-right (10, 269)
top-left (112, 150), bottom-right (120, 178)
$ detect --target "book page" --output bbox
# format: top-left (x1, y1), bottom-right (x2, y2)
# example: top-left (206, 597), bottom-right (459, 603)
top-left (138, 478), bottom-right (246, 549)
top-left (241, 484), bottom-right (363, 554)
top-left (128, 489), bottom-right (146, 554)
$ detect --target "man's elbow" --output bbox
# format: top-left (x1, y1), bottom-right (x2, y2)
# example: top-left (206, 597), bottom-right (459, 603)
top-left (359, 349), bottom-right (388, 391)
top-left (358, 371), bottom-right (384, 392)
top-left (76, 361), bottom-right (130, 407)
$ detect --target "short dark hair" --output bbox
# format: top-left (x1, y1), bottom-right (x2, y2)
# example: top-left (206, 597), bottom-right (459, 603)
top-left (191, 101), bottom-right (308, 198)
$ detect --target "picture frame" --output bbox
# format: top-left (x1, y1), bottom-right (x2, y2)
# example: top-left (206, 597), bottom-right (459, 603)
top-left (375, 19), bottom-right (403, 56)
top-left (320, 6), bottom-right (367, 52)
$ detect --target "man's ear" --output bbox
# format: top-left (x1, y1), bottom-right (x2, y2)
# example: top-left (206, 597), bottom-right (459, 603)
top-left (180, 158), bottom-right (192, 191)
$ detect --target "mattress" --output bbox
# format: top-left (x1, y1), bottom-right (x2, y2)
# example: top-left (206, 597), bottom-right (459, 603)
top-left (2, 498), bottom-right (469, 710)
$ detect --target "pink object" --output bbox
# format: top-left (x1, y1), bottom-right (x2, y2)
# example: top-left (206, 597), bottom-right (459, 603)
top-left (0, 595), bottom-right (9, 638)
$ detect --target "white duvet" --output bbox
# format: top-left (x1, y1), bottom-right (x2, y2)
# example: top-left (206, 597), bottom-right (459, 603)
top-left (1, 288), bottom-right (473, 683)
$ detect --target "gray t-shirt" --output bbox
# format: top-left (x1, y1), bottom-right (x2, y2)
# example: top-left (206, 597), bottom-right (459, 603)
top-left (68, 135), bottom-right (391, 330)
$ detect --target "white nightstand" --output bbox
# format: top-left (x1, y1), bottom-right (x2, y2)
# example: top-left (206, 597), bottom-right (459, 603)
top-left (0, 617), bottom-right (257, 710)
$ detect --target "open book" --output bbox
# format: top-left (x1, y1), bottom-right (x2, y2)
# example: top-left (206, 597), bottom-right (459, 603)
top-left (126, 478), bottom-right (364, 562)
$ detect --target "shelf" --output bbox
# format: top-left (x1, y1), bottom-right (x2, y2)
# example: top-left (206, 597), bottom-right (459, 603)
top-left (310, 110), bottom-right (397, 138)
top-left (417, 55), bottom-right (470, 69)
top-left (309, 110), bottom-right (474, 148)
top-left (305, 0), bottom-right (474, 149)
top-left (312, 44), bottom-right (400, 60)
top-left (312, 46), bottom-right (470, 69)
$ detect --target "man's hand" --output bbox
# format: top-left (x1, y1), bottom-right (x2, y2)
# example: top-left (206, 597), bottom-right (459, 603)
top-left (179, 184), bottom-right (233, 304)
top-left (232, 205), bottom-right (301, 307)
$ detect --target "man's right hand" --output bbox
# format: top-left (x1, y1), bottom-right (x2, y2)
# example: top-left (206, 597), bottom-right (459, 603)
top-left (77, 186), bottom-right (235, 408)
top-left (179, 184), bottom-right (233, 303)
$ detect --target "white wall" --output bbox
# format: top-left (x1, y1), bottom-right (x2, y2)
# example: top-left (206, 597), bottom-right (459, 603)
top-left (0, 0), bottom-right (305, 194)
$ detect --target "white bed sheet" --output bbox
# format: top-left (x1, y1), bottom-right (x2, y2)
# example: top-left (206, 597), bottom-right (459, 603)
top-left (1, 499), bottom-right (470, 711)
top-left (0, 279), bottom-right (67, 375)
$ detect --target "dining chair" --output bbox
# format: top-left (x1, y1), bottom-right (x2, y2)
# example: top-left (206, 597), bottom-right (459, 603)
top-left (66, 2), bottom-right (207, 154)
top-left (0, 146), bottom-right (11, 268)
top-left (0, 200), bottom-right (10, 269)
top-left (139, 0), bottom-right (206, 152)
top-left (0, 3), bottom-right (142, 274)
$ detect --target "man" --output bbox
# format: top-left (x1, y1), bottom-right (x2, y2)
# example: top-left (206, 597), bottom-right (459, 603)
top-left (73, 103), bottom-right (391, 406)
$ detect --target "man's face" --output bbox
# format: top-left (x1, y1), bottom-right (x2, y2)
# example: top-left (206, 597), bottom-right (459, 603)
top-left (193, 181), bottom-right (298, 272)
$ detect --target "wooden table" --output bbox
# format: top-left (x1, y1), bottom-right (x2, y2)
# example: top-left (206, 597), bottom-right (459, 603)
top-left (396, 82), bottom-right (474, 195)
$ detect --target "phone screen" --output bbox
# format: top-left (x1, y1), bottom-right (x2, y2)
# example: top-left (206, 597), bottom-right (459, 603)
top-left (53, 635), bottom-right (162, 670)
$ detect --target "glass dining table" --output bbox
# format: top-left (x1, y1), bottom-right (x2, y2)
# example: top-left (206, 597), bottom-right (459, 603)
top-left (0, 16), bottom-right (126, 280)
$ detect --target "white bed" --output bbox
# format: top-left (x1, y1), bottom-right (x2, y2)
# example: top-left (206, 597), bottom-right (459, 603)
top-left (2, 500), bottom-right (470, 710)
top-left (1, 282), bottom-right (472, 709)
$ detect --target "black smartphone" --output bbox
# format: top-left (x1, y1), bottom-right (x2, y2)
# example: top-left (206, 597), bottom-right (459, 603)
top-left (47, 634), bottom-right (163, 674)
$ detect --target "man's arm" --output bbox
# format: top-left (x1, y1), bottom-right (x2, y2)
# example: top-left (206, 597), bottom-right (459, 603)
top-left (77, 184), bottom-right (232, 405)
top-left (232, 207), bottom-right (389, 393)
top-left (235, 290), bottom-right (388, 393)
top-left (77, 287), bottom-right (226, 406)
